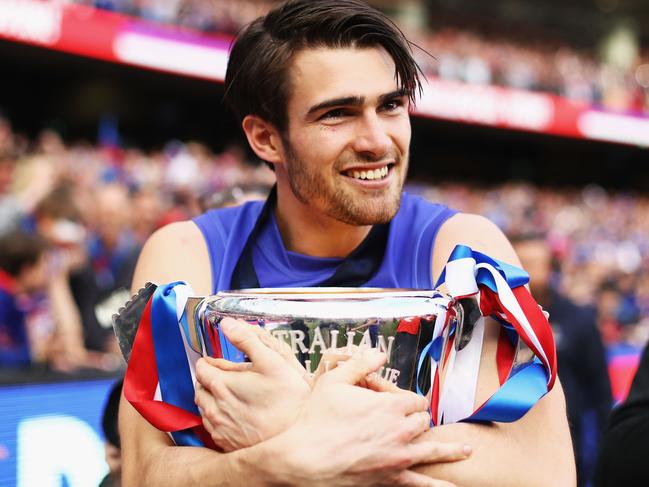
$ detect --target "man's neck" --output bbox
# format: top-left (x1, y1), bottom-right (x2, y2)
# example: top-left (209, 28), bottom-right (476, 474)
top-left (274, 190), bottom-right (372, 259)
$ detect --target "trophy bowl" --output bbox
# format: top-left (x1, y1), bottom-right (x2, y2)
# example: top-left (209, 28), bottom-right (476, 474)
top-left (190, 287), bottom-right (479, 394)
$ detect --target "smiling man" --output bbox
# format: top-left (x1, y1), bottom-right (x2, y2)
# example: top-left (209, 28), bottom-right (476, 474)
top-left (119, 1), bottom-right (575, 485)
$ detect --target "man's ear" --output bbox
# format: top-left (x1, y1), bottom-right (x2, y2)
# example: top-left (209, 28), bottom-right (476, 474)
top-left (241, 115), bottom-right (285, 166)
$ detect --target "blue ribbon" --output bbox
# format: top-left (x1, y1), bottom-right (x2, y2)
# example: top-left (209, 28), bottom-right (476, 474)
top-left (150, 283), bottom-right (203, 446)
top-left (435, 244), bottom-right (530, 293)
top-left (467, 360), bottom-right (548, 423)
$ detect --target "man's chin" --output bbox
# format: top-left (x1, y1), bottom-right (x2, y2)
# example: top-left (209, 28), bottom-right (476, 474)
top-left (333, 200), bottom-right (401, 226)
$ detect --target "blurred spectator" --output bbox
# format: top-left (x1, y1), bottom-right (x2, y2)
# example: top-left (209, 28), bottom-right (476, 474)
top-left (514, 234), bottom-right (612, 487)
top-left (0, 231), bottom-right (48, 367)
top-left (597, 281), bottom-right (624, 345)
top-left (200, 184), bottom-right (269, 211)
top-left (594, 340), bottom-right (649, 487)
top-left (72, 183), bottom-right (140, 354)
top-left (0, 151), bottom-right (21, 236)
top-left (131, 187), bottom-right (163, 246)
top-left (99, 378), bottom-right (123, 487)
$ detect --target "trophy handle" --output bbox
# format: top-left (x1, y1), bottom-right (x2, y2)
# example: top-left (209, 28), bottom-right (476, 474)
top-left (112, 282), bottom-right (158, 362)
top-left (455, 297), bottom-right (481, 351)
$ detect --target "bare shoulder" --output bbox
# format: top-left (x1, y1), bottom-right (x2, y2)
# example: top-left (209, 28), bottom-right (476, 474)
top-left (432, 212), bottom-right (521, 281)
top-left (132, 220), bottom-right (212, 295)
top-left (121, 221), bottom-right (212, 482)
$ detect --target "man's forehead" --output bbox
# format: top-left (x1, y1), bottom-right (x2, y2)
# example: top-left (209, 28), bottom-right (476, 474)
top-left (287, 46), bottom-right (400, 107)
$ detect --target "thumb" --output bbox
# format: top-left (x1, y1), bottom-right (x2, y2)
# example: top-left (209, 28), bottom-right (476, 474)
top-left (219, 318), bottom-right (278, 367)
top-left (319, 349), bottom-right (387, 386)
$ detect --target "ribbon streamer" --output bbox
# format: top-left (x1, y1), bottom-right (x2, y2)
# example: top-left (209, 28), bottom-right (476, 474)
top-left (426, 244), bottom-right (556, 425)
top-left (123, 282), bottom-right (216, 447)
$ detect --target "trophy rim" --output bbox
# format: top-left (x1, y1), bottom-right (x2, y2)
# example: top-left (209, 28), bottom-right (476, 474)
top-left (218, 287), bottom-right (440, 300)
top-left (205, 287), bottom-right (454, 322)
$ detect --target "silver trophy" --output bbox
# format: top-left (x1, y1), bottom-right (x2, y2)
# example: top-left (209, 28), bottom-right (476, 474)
top-left (113, 284), bottom-right (482, 393)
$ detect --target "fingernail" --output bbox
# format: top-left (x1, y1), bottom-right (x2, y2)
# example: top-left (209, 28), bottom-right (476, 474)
top-left (463, 444), bottom-right (472, 456)
top-left (220, 319), bottom-right (233, 332)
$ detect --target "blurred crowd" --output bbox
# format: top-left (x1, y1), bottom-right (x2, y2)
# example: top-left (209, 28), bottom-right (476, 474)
top-left (414, 27), bottom-right (649, 114)
top-left (418, 182), bottom-right (649, 348)
top-left (70, 0), bottom-right (276, 34)
top-left (0, 115), bottom-right (273, 372)
top-left (69, 0), bottom-right (649, 113)
top-left (1, 112), bottom-right (647, 374)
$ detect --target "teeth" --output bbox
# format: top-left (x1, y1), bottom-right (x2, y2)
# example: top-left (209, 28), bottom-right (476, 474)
top-left (348, 166), bottom-right (390, 180)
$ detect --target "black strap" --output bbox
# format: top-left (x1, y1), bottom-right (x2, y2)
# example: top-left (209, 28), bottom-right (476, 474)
top-left (229, 186), bottom-right (390, 290)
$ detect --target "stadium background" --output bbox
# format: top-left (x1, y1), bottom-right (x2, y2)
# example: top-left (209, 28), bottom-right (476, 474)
top-left (0, 0), bottom-right (647, 485)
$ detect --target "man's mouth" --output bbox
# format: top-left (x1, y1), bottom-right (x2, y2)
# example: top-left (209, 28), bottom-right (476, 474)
top-left (344, 164), bottom-right (392, 181)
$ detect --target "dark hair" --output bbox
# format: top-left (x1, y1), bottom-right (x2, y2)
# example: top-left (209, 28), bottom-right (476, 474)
top-left (224, 0), bottom-right (423, 133)
top-left (102, 379), bottom-right (123, 449)
top-left (34, 183), bottom-right (81, 222)
top-left (0, 231), bottom-right (48, 277)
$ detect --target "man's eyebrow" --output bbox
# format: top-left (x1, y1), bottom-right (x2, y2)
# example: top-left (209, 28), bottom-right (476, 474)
top-left (306, 95), bottom-right (365, 117)
top-left (378, 89), bottom-right (408, 105)
top-left (306, 89), bottom-right (409, 118)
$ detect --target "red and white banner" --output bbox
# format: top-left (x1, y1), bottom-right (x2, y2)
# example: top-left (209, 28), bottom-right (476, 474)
top-left (0, 0), bottom-right (230, 80)
top-left (1, 0), bottom-right (648, 147)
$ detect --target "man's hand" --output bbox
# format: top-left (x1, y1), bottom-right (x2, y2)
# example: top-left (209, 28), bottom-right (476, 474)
top-left (275, 350), bottom-right (471, 487)
top-left (194, 318), bottom-right (311, 452)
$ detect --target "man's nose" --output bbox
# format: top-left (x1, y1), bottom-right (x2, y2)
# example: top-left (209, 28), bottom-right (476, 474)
top-left (351, 113), bottom-right (391, 158)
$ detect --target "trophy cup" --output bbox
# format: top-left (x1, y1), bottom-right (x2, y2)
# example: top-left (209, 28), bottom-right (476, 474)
top-left (113, 284), bottom-right (481, 395)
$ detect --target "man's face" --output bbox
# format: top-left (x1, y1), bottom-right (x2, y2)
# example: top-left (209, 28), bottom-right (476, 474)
top-left (278, 47), bottom-right (411, 225)
top-left (514, 240), bottom-right (552, 295)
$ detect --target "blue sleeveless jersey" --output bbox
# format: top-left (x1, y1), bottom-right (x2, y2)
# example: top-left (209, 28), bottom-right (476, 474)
top-left (193, 193), bottom-right (457, 293)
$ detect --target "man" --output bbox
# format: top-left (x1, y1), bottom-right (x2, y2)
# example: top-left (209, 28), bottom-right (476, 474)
top-left (120, 1), bottom-right (575, 485)
top-left (0, 231), bottom-right (48, 367)
top-left (100, 379), bottom-right (124, 487)
top-left (594, 339), bottom-right (649, 487)
top-left (514, 234), bottom-right (611, 487)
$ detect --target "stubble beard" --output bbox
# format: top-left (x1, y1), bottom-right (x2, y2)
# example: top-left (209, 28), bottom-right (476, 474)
top-left (283, 142), bottom-right (406, 226)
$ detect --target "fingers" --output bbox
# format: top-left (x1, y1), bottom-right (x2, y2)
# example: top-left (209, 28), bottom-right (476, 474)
top-left (203, 356), bottom-right (253, 372)
top-left (363, 372), bottom-right (400, 393)
top-left (395, 391), bottom-right (430, 416)
top-left (312, 350), bottom-right (351, 382)
top-left (393, 470), bottom-right (457, 487)
top-left (319, 349), bottom-right (387, 385)
top-left (195, 357), bottom-right (217, 389)
top-left (403, 411), bottom-right (433, 439)
top-left (407, 439), bottom-right (472, 466)
top-left (219, 318), bottom-right (279, 365)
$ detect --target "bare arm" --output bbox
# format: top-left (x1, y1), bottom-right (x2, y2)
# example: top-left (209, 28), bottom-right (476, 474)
top-left (417, 213), bottom-right (576, 486)
top-left (119, 395), bottom-right (278, 486)
top-left (119, 221), bottom-right (245, 486)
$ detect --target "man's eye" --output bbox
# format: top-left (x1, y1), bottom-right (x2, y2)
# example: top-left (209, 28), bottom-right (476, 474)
top-left (381, 99), bottom-right (404, 111)
top-left (320, 109), bottom-right (348, 120)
